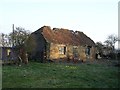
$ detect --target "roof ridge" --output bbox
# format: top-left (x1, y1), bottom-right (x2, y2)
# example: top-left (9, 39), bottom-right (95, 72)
top-left (32, 26), bottom-right (95, 46)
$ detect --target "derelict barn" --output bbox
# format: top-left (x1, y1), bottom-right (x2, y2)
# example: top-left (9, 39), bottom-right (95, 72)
top-left (25, 26), bottom-right (96, 62)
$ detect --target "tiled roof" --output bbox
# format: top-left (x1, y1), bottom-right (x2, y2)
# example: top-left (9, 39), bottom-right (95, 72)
top-left (33, 26), bottom-right (95, 46)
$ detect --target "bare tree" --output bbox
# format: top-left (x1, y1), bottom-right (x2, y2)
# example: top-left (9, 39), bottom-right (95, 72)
top-left (0, 26), bottom-right (31, 47)
top-left (9, 27), bottom-right (31, 47)
top-left (0, 33), bottom-right (11, 47)
top-left (104, 34), bottom-right (118, 50)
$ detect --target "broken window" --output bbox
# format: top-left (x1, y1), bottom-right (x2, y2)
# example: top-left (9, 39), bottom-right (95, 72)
top-left (59, 46), bottom-right (66, 55)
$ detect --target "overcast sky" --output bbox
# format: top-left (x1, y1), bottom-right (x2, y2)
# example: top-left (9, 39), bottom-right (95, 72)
top-left (0, 0), bottom-right (119, 47)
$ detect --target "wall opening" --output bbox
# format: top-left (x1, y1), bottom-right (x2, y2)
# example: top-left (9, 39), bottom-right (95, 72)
top-left (59, 46), bottom-right (66, 55)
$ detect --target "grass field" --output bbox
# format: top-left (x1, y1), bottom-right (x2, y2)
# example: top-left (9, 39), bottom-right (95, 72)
top-left (2, 59), bottom-right (120, 88)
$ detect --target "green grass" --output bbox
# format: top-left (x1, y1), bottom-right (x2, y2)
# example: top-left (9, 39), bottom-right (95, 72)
top-left (2, 60), bottom-right (120, 88)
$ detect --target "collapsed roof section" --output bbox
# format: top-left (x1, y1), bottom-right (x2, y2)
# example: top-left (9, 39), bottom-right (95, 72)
top-left (34, 26), bottom-right (95, 46)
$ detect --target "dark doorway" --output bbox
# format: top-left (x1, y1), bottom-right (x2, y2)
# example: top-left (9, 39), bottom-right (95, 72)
top-left (64, 47), bottom-right (66, 55)
top-left (85, 46), bottom-right (92, 56)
